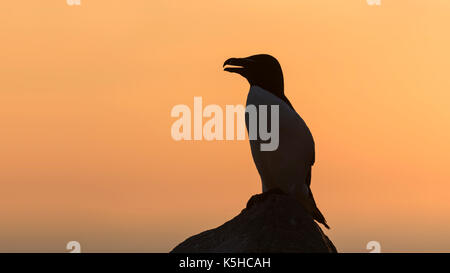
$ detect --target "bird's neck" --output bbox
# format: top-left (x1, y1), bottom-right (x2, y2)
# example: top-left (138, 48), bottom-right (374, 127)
top-left (249, 85), bottom-right (295, 111)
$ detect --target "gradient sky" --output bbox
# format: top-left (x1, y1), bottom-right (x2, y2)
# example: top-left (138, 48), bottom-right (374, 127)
top-left (1, 0), bottom-right (450, 252)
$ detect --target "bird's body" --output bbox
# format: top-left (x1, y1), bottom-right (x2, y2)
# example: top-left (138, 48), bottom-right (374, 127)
top-left (224, 54), bottom-right (329, 229)
top-left (246, 85), bottom-right (314, 194)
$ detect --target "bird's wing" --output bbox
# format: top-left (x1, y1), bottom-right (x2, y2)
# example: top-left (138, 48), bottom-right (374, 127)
top-left (278, 99), bottom-right (316, 168)
top-left (281, 95), bottom-right (316, 168)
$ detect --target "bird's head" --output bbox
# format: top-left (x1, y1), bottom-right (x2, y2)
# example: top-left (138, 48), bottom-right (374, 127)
top-left (223, 54), bottom-right (284, 97)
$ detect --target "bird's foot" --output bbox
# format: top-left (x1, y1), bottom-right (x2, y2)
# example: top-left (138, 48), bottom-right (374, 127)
top-left (245, 188), bottom-right (286, 209)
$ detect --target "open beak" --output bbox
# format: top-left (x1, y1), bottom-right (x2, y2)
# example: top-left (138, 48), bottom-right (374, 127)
top-left (223, 57), bottom-right (254, 75)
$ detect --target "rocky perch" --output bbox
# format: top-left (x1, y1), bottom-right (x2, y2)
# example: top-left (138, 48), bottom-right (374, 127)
top-left (171, 191), bottom-right (337, 253)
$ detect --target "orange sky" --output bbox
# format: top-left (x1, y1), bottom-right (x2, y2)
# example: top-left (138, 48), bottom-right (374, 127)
top-left (1, 0), bottom-right (450, 252)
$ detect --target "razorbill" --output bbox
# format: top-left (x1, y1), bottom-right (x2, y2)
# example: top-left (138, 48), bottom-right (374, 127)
top-left (223, 54), bottom-right (329, 229)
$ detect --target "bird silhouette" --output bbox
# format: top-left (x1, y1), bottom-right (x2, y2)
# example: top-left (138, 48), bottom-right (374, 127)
top-left (224, 54), bottom-right (329, 229)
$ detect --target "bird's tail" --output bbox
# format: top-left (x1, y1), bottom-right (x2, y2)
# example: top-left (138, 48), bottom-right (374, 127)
top-left (304, 168), bottom-right (330, 229)
top-left (311, 204), bottom-right (330, 229)
top-left (307, 190), bottom-right (330, 229)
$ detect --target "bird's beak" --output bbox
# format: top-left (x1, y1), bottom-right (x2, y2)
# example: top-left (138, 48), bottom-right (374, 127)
top-left (223, 57), bottom-right (254, 75)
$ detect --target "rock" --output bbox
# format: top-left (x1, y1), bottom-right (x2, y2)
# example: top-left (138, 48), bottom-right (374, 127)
top-left (171, 190), bottom-right (337, 253)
